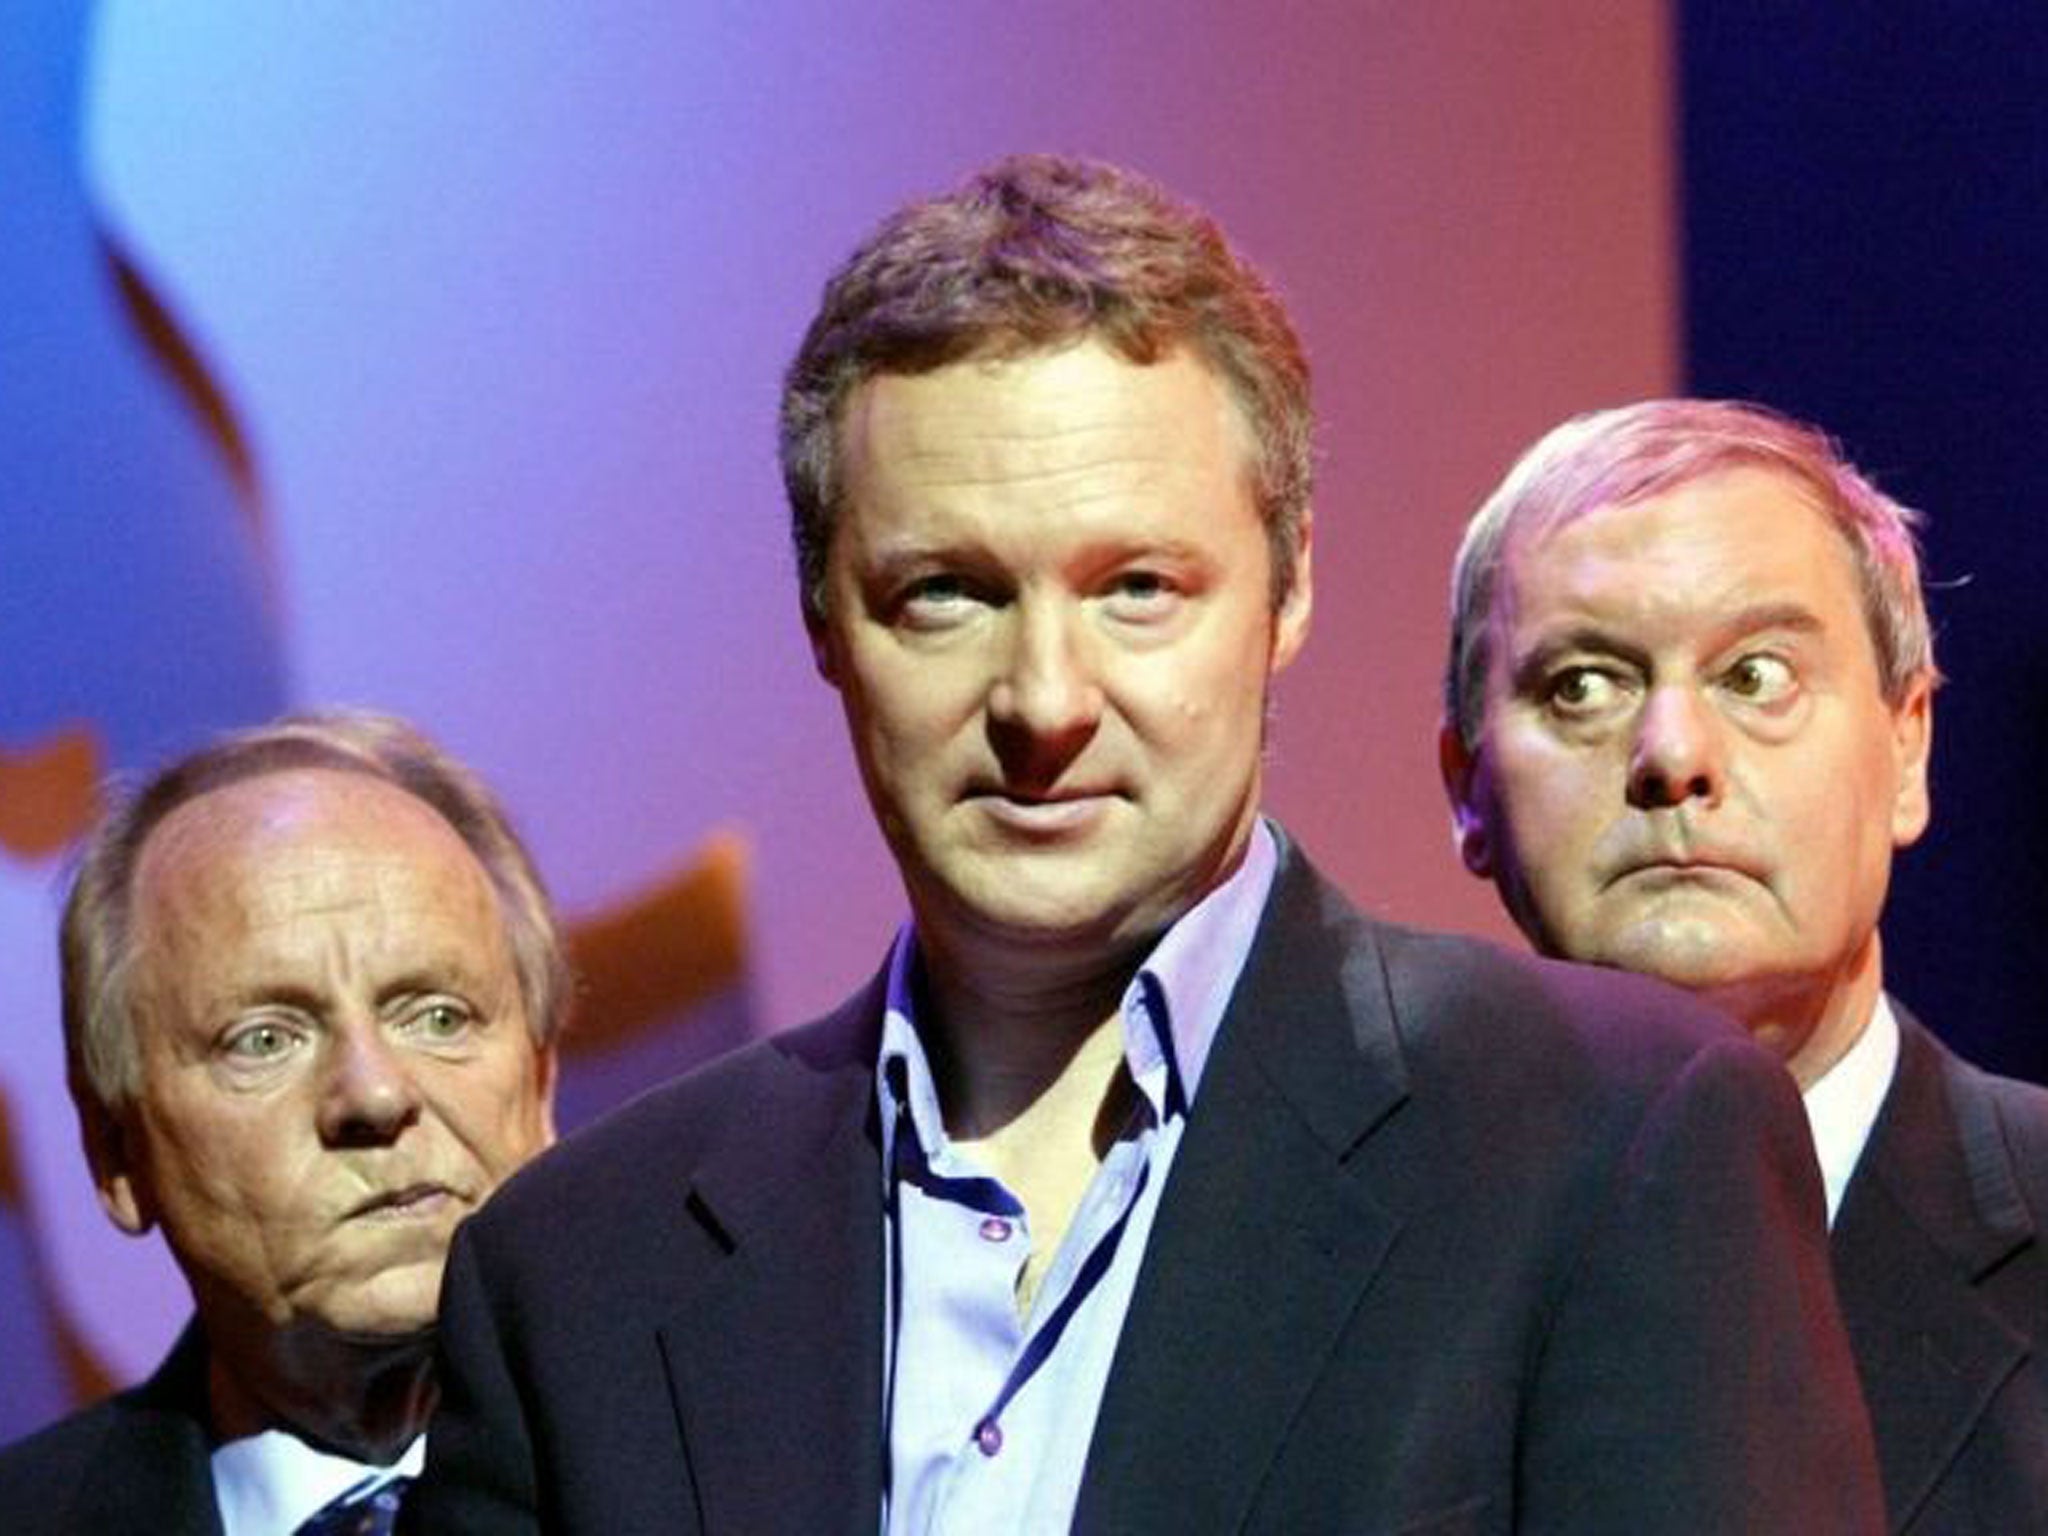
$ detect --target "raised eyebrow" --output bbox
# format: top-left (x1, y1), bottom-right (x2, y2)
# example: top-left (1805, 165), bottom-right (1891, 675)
top-left (1506, 627), bottom-right (1645, 694)
top-left (1079, 538), bottom-right (1213, 587)
top-left (220, 983), bottom-right (325, 1016)
top-left (376, 971), bottom-right (482, 1009)
top-left (1098, 537), bottom-right (1204, 566)
top-left (856, 542), bottom-right (999, 595)
top-left (1709, 602), bottom-right (1826, 650)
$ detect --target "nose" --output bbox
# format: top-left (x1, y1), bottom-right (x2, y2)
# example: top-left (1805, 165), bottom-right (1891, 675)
top-left (986, 599), bottom-right (1103, 779)
top-left (317, 1022), bottom-right (423, 1147)
top-left (1626, 685), bottom-right (1726, 810)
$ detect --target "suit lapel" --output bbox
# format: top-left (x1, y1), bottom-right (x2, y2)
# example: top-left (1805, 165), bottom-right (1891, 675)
top-left (70, 1323), bottom-right (226, 1536)
top-left (1077, 845), bottom-right (1409, 1534)
top-left (655, 985), bottom-right (889, 1535)
top-left (1832, 1012), bottom-right (2034, 1531)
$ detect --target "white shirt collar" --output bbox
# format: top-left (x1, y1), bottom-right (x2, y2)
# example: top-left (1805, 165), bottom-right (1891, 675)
top-left (1800, 994), bottom-right (1901, 1228)
top-left (212, 1428), bottom-right (422, 1536)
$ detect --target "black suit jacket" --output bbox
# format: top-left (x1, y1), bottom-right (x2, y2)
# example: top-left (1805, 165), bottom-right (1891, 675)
top-left (0, 1323), bottom-right (224, 1536)
top-left (411, 840), bottom-right (1881, 1533)
top-left (1832, 1012), bottom-right (2048, 1532)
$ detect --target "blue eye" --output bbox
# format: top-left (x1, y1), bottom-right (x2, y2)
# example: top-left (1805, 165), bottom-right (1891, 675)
top-left (1101, 570), bottom-right (1180, 621)
top-left (223, 1020), bottom-right (302, 1062)
top-left (405, 999), bottom-right (475, 1041)
top-left (896, 574), bottom-right (984, 629)
top-left (910, 574), bottom-right (965, 603)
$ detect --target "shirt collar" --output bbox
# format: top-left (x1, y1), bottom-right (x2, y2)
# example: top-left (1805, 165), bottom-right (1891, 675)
top-left (878, 819), bottom-right (1280, 1175)
top-left (211, 1428), bottom-right (422, 1536)
top-left (1800, 993), bottom-right (1901, 1227)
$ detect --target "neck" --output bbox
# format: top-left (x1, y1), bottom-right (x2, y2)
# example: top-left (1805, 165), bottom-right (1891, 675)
top-left (915, 959), bottom-right (1142, 1314)
top-left (914, 937), bottom-right (1139, 1141)
top-left (1707, 935), bottom-right (1885, 1092)
top-left (206, 1321), bottom-right (435, 1465)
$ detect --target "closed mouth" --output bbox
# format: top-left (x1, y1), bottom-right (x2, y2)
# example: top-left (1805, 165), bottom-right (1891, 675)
top-left (1612, 856), bottom-right (1758, 887)
top-left (348, 1183), bottom-right (459, 1221)
top-left (970, 789), bottom-right (1120, 834)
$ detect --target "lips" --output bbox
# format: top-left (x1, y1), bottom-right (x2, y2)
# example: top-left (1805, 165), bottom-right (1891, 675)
top-left (1594, 817), bottom-right (1770, 889)
top-left (1608, 852), bottom-right (1765, 890)
top-left (965, 781), bottom-right (1124, 834)
top-left (980, 792), bottom-right (1115, 833)
top-left (346, 1182), bottom-right (461, 1221)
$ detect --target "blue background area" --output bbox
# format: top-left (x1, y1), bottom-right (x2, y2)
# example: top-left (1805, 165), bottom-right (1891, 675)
top-left (1, 0), bottom-right (287, 765)
top-left (1681, 5), bottom-right (2048, 1082)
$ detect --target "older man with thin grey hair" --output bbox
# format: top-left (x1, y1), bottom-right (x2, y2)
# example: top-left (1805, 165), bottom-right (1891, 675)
top-left (1442, 398), bottom-right (2048, 1532)
top-left (0, 711), bottom-right (564, 1536)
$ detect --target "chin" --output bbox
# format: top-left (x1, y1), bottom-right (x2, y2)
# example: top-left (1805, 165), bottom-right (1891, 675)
top-left (937, 864), bottom-right (1129, 935)
top-left (967, 900), bottom-right (1125, 949)
top-left (315, 1271), bottom-right (444, 1343)
top-left (329, 1313), bottom-right (439, 1348)
top-left (1602, 924), bottom-right (1759, 992)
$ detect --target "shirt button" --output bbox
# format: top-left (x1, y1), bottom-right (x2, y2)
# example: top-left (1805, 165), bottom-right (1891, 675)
top-left (978, 1216), bottom-right (1013, 1243)
top-left (975, 1418), bottom-right (1004, 1457)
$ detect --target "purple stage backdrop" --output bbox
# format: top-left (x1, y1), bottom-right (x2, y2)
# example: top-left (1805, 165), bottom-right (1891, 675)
top-left (2, 1), bottom-right (1677, 1421)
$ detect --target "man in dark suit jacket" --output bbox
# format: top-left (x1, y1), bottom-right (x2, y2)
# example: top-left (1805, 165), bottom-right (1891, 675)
top-left (413, 155), bottom-right (1882, 1533)
top-left (1, 1326), bottom-right (224, 1534)
top-left (0, 714), bottom-right (564, 1535)
top-left (1442, 398), bottom-right (2048, 1532)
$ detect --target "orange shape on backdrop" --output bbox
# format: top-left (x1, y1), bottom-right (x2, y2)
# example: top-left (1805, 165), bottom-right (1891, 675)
top-left (0, 1083), bottom-right (117, 1406)
top-left (0, 725), bottom-right (105, 862)
top-left (564, 829), bottom-right (751, 1055)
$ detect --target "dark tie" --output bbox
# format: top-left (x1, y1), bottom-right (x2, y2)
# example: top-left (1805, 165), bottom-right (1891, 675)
top-left (292, 1475), bottom-right (413, 1536)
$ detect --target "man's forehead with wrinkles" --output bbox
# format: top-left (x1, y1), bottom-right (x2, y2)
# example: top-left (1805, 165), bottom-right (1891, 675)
top-left (129, 769), bottom-right (510, 1013)
top-left (1491, 470), bottom-right (1873, 679)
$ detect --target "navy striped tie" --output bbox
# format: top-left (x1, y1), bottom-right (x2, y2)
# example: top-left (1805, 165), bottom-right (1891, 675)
top-left (292, 1475), bottom-right (412, 1536)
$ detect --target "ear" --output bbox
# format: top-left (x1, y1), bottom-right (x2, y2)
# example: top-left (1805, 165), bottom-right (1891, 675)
top-left (80, 1096), bottom-right (152, 1237)
top-left (805, 599), bottom-right (841, 688)
top-left (1888, 672), bottom-right (1934, 849)
top-left (1437, 719), bottom-right (1495, 878)
top-left (533, 1043), bottom-right (561, 1147)
top-left (1270, 515), bottom-right (1314, 673)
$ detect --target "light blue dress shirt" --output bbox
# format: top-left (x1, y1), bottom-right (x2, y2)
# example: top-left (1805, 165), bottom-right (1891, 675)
top-left (878, 821), bottom-right (1278, 1534)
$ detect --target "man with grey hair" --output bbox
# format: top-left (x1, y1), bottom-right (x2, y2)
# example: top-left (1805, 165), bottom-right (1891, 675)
top-left (414, 158), bottom-right (1880, 1533)
top-left (1442, 398), bottom-right (2048, 1531)
top-left (0, 711), bottom-right (563, 1535)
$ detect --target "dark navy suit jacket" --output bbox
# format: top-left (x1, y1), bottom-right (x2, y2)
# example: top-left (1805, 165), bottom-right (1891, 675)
top-left (0, 1324), bottom-right (223, 1536)
top-left (409, 838), bottom-right (1882, 1533)
top-left (1833, 1012), bottom-right (2048, 1532)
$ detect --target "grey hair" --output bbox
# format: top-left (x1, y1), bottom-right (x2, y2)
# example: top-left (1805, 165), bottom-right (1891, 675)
top-left (1445, 398), bottom-right (1938, 747)
top-left (61, 710), bottom-right (571, 1113)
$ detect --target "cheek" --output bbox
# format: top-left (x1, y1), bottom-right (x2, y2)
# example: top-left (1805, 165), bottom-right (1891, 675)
top-left (430, 1059), bottom-right (553, 1173)
top-left (1492, 750), bottom-right (1597, 854)
top-left (856, 661), bottom-right (975, 757)
top-left (1779, 759), bottom-right (1895, 894)
top-left (143, 1098), bottom-right (281, 1213)
top-left (1124, 639), bottom-right (1257, 736)
top-left (145, 1122), bottom-right (310, 1275)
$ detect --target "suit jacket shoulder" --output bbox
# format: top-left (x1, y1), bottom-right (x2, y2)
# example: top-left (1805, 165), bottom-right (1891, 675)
top-left (1834, 1012), bottom-right (2048, 1532)
top-left (1221, 841), bottom-right (1817, 1190)
top-left (0, 1323), bottom-right (222, 1536)
top-left (1079, 841), bottom-right (1881, 1534)
top-left (419, 837), bottom-right (1882, 1535)
top-left (411, 968), bottom-right (891, 1535)
top-left (470, 964), bottom-right (884, 1260)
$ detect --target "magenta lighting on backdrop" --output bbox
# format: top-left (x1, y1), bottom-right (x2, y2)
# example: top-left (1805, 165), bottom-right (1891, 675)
top-left (6, 0), bottom-right (1681, 1432)
top-left (0, 0), bottom-right (766, 1429)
